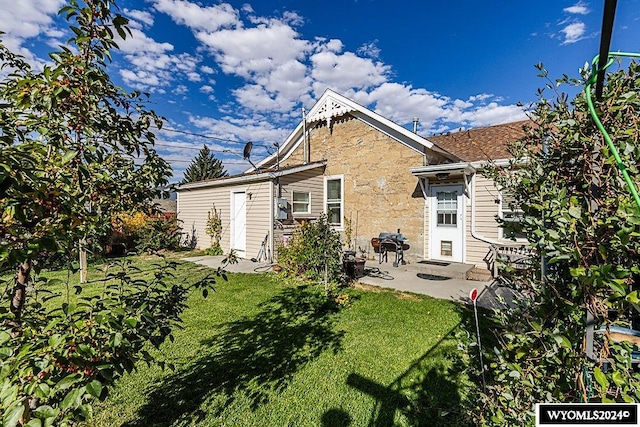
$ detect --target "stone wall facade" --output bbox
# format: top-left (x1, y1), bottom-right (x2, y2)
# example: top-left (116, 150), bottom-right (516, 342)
top-left (280, 115), bottom-right (429, 261)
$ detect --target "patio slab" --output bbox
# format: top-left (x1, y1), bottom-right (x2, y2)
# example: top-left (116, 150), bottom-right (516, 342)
top-left (182, 255), bottom-right (515, 309)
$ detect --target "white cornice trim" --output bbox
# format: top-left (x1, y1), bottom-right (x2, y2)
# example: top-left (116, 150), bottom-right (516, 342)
top-left (178, 161), bottom-right (327, 191)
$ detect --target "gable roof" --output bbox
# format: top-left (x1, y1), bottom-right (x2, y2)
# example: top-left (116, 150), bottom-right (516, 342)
top-left (426, 120), bottom-right (533, 162)
top-left (253, 89), bottom-right (456, 169)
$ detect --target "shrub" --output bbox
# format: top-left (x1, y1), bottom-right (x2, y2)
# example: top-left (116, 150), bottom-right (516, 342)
top-left (479, 61), bottom-right (640, 425)
top-left (111, 212), bottom-right (180, 254)
top-left (277, 214), bottom-right (343, 286)
top-left (205, 204), bottom-right (223, 256)
top-left (135, 214), bottom-right (181, 253)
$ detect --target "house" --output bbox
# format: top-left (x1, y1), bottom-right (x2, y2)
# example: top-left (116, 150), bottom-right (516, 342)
top-left (176, 89), bottom-right (531, 273)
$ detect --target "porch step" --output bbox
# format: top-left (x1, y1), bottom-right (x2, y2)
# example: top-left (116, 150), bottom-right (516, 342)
top-left (405, 260), bottom-right (475, 280)
top-left (466, 267), bottom-right (493, 282)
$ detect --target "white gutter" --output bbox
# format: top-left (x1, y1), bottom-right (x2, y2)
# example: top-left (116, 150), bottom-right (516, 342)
top-left (177, 161), bottom-right (327, 191)
top-left (410, 162), bottom-right (476, 177)
top-left (469, 158), bottom-right (514, 170)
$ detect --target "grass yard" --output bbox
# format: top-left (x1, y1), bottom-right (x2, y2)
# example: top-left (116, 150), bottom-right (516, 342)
top-left (8, 253), bottom-right (481, 426)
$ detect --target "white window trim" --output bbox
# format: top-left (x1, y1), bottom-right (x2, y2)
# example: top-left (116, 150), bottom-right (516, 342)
top-left (292, 190), bottom-right (311, 215)
top-left (324, 174), bottom-right (344, 230)
top-left (499, 191), bottom-right (527, 242)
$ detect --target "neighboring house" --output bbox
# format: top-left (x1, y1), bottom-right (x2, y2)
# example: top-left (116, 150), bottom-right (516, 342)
top-left (153, 184), bottom-right (177, 218)
top-left (176, 89), bottom-right (531, 273)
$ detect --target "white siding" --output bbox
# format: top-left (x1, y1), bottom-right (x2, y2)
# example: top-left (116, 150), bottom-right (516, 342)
top-left (423, 179), bottom-right (430, 259)
top-left (278, 168), bottom-right (325, 219)
top-left (465, 175), bottom-right (501, 267)
top-left (177, 180), bottom-right (272, 259)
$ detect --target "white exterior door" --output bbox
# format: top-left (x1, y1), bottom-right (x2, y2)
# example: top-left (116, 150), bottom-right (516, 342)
top-left (430, 184), bottom-right (464, 262)
top-left (231, 191), bottom-right (246, 256)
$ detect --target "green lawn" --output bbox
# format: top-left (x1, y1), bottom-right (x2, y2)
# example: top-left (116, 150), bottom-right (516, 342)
top-left (10, 253), bottom-right (481, 426)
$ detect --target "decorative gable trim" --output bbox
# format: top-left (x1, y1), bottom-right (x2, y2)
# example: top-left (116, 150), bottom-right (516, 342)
top-left (306, 93), bottom-right (356, 129)
top-left (252, 89), bottom-right (459, 170)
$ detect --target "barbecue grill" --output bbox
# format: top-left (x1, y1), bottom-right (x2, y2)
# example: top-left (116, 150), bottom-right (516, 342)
top-left (371, 231), bottom-right (408, 267)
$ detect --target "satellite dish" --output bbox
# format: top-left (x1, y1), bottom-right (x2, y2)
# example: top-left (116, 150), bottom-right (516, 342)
top-left (243, 141), bottom-right (253, 160)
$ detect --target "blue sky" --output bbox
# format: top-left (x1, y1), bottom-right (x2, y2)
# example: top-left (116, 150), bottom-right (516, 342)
top-left (2, 0), bottom-right (639, 180)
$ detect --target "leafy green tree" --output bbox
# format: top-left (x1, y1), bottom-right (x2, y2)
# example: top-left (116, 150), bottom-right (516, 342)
top-left (480, 61), bottom-right (640, 424)
top-left (0, 1), bottom-right (220, 425)
top-left (181, 145), bottom-right (228, 183)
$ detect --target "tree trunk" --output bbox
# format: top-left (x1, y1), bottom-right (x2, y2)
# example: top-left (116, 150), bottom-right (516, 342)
top-left (10, 260), bottom-right (31, 322)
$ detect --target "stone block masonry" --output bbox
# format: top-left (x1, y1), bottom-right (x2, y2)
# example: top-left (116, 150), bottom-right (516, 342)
top-left (281, 115), bottom-right (440, 262)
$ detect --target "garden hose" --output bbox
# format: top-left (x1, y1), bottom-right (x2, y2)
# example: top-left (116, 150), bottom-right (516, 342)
top-left (584, 52), bottom-right (640, 213)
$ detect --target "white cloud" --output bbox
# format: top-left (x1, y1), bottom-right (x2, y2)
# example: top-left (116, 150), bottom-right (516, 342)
top-left (196, 21), bottom-right (309, 79)
top-left (564, 2), bottom-right (590, 15)
top-left (0, 0), bottom-right (65, 43)
top-left (310, 50), bottom-right (390, 96)
top-left (233, 84), bottom-right (296, 113)
top-left (255, 60), bottom-right (310, 100)
top-left (186, 71), bottom-right (202, 82)
top-left (188, 114), bottom-right (288, 150)
top-left (349, 83), bottom-right (447, 130)
top-left (115, 27), bottom-right (205, 91)
top-left (468, 93), bottom-right (493, 103)
top-left (200, 85), bottom-right (214, 94)
top-left (560, 22), bottom-right (586, 44)
top-left (444, 101), bottom-right (527, 128)
top-left (201, 65), bottom-right (215, 74)
top-left (357, 40), bottom-right (381, 59)
top-left (124, 9), bottom-right (155, 28)
top-left (120, 69), bottom-right (162, 87)
top-left (152, 0), bottom-right (239, 31)
top-left (173, 84), bottom-right (188, 95)
top-left (117, 28), bottom-right (174, 55)
top-left (0, 0), bottom-right (65, 65)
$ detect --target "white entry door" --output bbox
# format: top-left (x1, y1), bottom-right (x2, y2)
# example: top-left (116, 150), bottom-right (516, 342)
top-left (430, 184), bottom-right (464, 262)
top-left (231, 191), bottom-right (246, 256)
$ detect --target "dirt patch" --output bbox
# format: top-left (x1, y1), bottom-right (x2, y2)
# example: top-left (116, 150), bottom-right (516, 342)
top-left (352, 282), bottom-right (384, 293)
top-left (353, 282), bottom-right (423, 301)
top-left (394, 292), bottom-right (422, 301)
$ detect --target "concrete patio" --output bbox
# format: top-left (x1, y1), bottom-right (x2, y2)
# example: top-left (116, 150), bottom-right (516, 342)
top-left (182, 255), bottom-right (516, 310)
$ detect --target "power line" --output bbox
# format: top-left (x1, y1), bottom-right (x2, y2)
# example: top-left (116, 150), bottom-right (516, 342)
top-left (157, 126), bottom-right (245, 144)
top-left (153, 141), bottom-right (271, 156)
top-left (162, 157), bottom-right (251, 165)
top-left (155, 126), bottom-right (279, 150)
top-left (153, 142), bottom-right (244, 155)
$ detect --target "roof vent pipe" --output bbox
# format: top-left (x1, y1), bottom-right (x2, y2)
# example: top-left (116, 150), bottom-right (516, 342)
top-left (412, 117), bottom-right (419, 134)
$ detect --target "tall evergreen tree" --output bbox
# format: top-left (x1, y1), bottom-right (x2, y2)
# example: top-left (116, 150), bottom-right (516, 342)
top-left (182, 145), bottom-right (228, 183)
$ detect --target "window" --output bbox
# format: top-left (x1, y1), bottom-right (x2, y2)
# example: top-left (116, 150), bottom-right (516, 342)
top-left (500, 192), bottom-right (526, 241)
top-left (436, 191), bottom-right (458, 226)
top-left (325, 176), bottom-right (343, 228)
top-left (292, 191), bottom-right (310, 214)
top-left (441, 241), bottom-right (453, 257)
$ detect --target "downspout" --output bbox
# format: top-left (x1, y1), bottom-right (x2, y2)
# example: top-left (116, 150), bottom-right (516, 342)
top-left (418, 177), bottom-right (429, 260)
top-left (470, 173), bottom-right (501, 246)
top-left (302, 107), bottom-right (307, 164)
top-left (269, 179), bottom-right (274, 263)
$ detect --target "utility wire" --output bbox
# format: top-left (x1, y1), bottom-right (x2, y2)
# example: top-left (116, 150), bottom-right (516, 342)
top-left (156, 126), bottom-right (279, 149)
